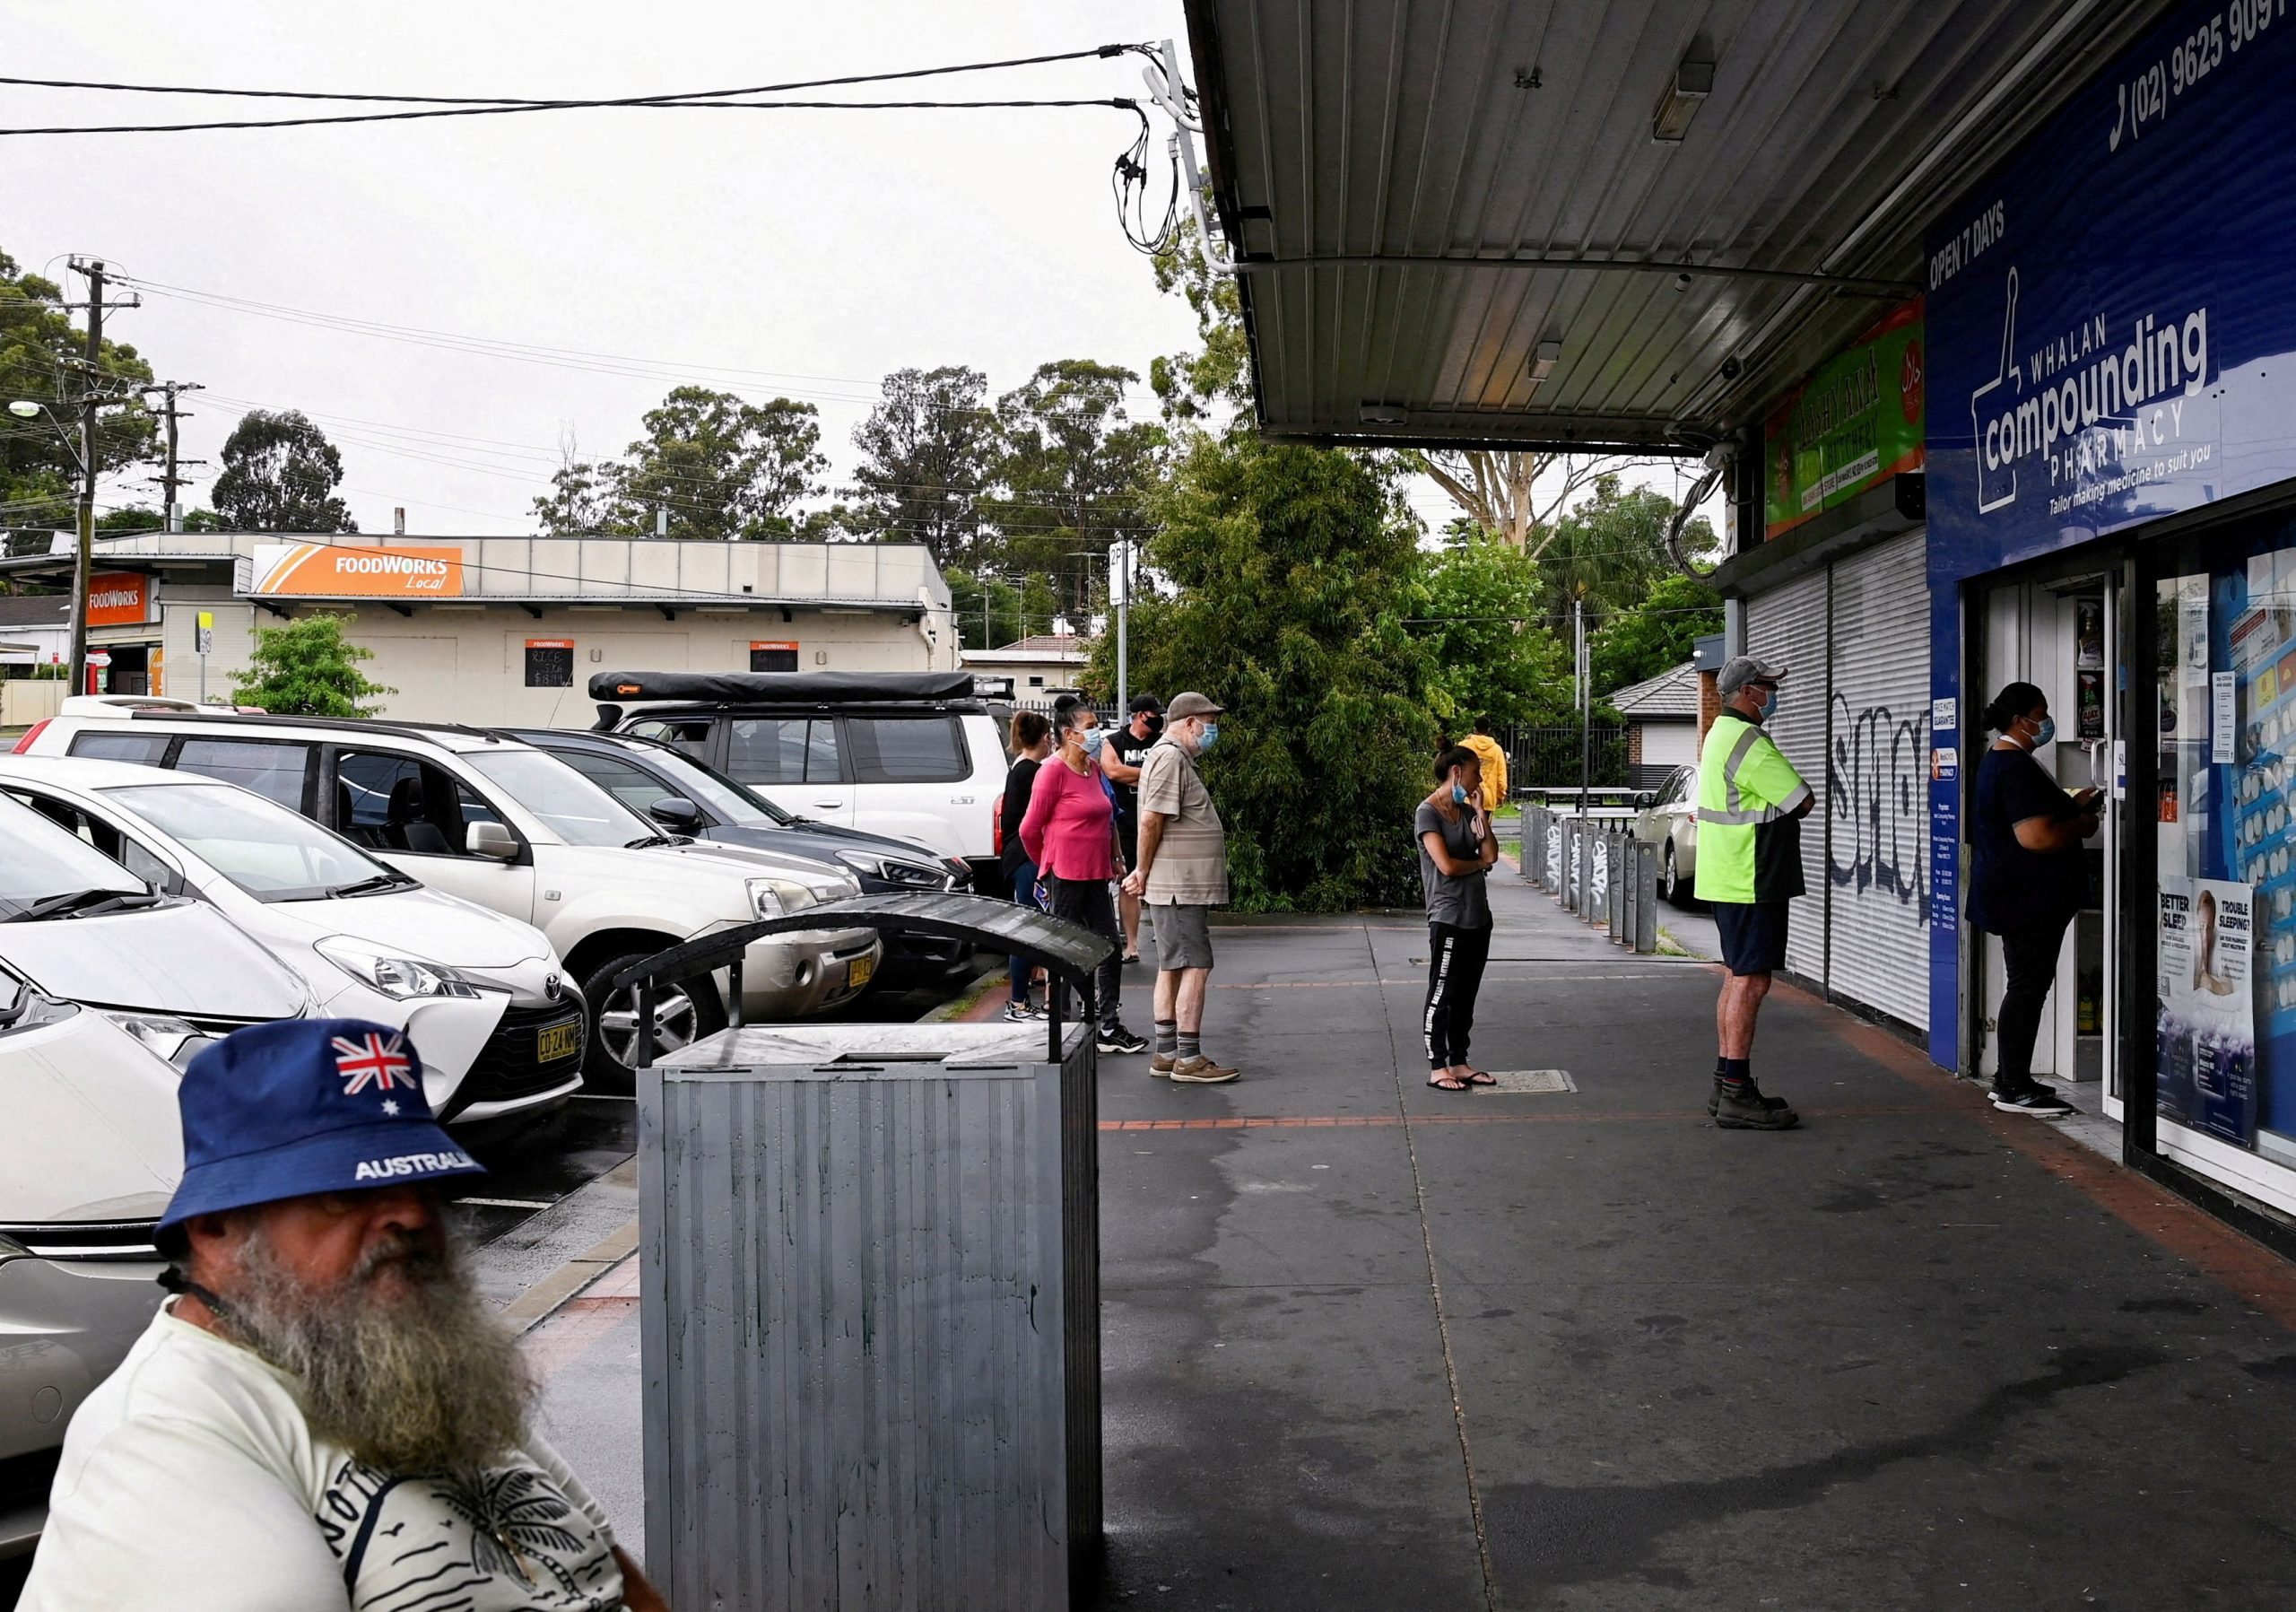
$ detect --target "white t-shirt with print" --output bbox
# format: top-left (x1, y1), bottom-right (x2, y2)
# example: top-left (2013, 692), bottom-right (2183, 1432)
top-left (22, 1305), bottom-right (625, 1612)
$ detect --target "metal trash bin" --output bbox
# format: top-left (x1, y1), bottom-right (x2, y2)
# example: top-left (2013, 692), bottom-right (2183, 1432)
top-left (620, 893), bottom-right (1115, 1612)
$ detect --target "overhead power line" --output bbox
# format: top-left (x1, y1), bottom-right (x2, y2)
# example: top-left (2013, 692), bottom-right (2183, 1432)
top-left (0, 45), bottom-right (1158, 135)
top-left (0, 47), bottom-right (1143, 105)
top-left (0, 96), bottom-right (1144, 138)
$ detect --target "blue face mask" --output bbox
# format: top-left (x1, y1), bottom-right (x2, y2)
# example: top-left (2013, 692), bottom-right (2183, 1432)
top-left (1197, 722), bottom-right (1219, 754)
top-left (2031, 715), bottom-right (2056, 747)
top-left (1759, 685), bottom-right (1779, 719)
top-left (1080, 727), bottom-right (1105, 756)
top-left (1451, 782), bottom-right (1470, 805)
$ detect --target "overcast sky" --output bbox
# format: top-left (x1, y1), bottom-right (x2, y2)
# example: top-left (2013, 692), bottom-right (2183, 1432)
top-left (5, 2), bottom-right (1707, 550)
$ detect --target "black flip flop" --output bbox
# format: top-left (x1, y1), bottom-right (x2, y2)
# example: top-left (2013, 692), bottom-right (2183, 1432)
top-left (1459, 1067), bottom-right (1497, 1086)
top-left (1427, 1073), bottom-right (1471, 1092)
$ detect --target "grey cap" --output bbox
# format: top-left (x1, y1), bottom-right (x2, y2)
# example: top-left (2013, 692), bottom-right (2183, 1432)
top-left (1166, 691), bottom-right (1223, 719)
top-left (1716, 654), bottom-right (1787, 697)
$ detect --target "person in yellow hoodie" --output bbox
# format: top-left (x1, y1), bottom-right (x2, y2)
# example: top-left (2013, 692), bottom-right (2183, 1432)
top-left (1460, 717), bottom-right (1509, 813)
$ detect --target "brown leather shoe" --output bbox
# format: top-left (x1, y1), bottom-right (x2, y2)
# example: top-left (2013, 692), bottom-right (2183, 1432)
top-left (1169, 1055), bottom-right (1239, 1085)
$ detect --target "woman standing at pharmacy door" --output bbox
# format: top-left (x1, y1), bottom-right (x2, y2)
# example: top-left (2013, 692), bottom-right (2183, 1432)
top-left (1969, 682), bottom-right (2100, 1117)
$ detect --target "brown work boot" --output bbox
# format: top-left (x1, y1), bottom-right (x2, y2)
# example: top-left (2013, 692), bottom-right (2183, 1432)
top-left (1169, 1054), bottom-right (1239, 1085)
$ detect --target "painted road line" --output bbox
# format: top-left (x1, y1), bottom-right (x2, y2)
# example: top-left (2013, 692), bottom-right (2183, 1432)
top-left (455, 1196), bottom-right (557, 1210)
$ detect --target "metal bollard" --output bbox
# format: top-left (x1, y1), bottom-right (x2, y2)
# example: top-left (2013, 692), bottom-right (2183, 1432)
top-left (1631, 838), bottom-right (1659, 954)
top-left (1606, 832), bottom-right (1626, 945)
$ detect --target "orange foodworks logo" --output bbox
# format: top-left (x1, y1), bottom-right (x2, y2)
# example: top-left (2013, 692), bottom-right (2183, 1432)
top-left (85, 571), bottom-right (149, 626)
top-left (250, 543), bottom-right (464, 597)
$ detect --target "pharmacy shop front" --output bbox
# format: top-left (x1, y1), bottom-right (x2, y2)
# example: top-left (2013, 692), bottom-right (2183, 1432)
top-left (1926, 0), bottom-right (2296, 1224)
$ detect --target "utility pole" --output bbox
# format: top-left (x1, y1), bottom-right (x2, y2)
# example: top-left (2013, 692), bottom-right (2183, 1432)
top-left (1111, 538), bottom-right (1132, 717)
top-left (68, 260), bottom-right (104, 697)
top-left (1574, 595), bottom-right (1590, 818)
top-left (142, 379), bottom-right (205, 532)
top-left (1144, 39), bottom-right (1215, 257)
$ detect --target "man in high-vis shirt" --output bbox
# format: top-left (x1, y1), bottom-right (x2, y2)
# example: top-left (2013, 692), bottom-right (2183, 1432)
top-left (1693, 655), bottom-right (1814, 1131)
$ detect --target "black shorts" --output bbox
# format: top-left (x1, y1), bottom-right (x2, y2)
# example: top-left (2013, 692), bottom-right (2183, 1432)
top-left (1712, 901), bottom-right (1790, 977)
top-left (1117, 808), bottom-right (1139, 867)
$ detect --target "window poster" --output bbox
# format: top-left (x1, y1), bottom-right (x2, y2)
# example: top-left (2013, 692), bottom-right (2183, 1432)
top-left (2158, 877), bottom-right (2257, 1146)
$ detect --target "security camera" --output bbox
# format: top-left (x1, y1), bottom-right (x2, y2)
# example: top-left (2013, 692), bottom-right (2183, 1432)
top-left (1702, 444), bottom-right (1734, 473)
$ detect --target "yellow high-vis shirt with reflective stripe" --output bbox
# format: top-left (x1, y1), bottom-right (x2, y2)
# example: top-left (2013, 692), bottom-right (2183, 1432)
top-left (1692, 711), bottom-right (1813, 903)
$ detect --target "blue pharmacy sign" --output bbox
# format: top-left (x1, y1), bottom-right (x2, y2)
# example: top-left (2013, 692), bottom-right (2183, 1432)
top-left (1923, 0), bottom-right (2296, 1066)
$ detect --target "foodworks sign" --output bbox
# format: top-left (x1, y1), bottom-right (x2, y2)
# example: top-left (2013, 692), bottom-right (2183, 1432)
top-left (85, 571), bottom-right (152, 627)
top-left (1926, 0), bottom-right (2296, 564)
top-left (248, 543), bottom-right (464, 597)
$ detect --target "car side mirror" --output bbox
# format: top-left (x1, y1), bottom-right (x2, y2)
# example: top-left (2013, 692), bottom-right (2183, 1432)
top-left (1631, 791), bottom-right (1656, 810)
top-left (648, 796), bottom-right (704, 834)
top-left (466, 821), bottom-right (521, 861)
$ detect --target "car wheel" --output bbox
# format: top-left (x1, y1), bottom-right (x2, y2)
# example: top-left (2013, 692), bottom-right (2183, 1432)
top-left (582, 951), bottom-right (727, 1090)
top-left (1663, 841), bottom-right (1692, 909)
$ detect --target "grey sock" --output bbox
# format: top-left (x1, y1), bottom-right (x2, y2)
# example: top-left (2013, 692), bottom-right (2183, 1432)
top-left (1153, 1020), bottom-right (1178, 1056)
top-left (1177, 1030), bottom-right (1201, 1061)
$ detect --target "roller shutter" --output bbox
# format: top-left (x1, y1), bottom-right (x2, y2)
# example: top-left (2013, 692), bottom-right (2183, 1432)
top-left (1823, 530), bottom-right (1931, 1027)
top-left (1743, 570), bottom-right (1830, 982)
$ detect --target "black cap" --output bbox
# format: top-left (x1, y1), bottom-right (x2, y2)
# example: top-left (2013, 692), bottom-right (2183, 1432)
top-left (1128, 693), bottom-right (1163, 714)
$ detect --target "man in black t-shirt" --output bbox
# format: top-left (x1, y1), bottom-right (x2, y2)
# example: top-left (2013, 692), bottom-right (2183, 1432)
top-left (1103, 694), bottom-right (1163, 963)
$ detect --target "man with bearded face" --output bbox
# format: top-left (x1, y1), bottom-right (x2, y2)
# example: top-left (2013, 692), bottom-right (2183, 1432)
top-left (19, 1018), bottom-right (669, 1611)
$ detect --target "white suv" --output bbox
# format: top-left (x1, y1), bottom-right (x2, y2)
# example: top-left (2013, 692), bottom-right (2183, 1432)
top-left (590, 670), bottom-right (1012, 890)
top-left (18, 704), bottom-right (882, 1083)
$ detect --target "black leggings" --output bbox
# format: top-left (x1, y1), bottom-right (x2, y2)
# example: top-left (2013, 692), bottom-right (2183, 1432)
top-left (1048, 873), bottom-right (1123, 1031)
top-left (1994, 912), bottom-right (2074, 1091)
top-left (1424, 921), bottom-right (1492, 1070)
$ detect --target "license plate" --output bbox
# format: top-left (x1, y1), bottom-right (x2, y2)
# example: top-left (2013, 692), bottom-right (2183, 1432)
top-left (846, 955), bottom-right (875, 989)
top-left (536, 1020), bottom-right (582, 1063)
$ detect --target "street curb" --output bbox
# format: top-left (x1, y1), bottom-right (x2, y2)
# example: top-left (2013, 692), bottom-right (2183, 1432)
top-left (500, 1218), bottom-right (639, 1335)
top-left (922, 971), bottom-right (1006, 1024)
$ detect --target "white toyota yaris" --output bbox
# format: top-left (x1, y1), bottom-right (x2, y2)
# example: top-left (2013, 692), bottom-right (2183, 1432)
top-left (0, 757), bottom-right (584, 1126)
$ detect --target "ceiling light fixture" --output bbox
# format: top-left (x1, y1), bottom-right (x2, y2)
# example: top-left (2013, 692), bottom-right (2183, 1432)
top-left (1528, 337), bottom-right (1564, 383)
top-left (1651, 54), bottom-right (1715, 143)
top-left (1358, 402), bottom-right (1411, 425)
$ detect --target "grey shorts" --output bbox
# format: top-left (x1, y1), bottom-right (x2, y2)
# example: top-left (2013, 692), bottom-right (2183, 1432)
top-left (1150, 902), bottom-right (1215, 971)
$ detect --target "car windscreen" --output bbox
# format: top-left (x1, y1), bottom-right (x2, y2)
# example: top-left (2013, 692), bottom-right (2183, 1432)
top-left (463, 748), bottom-right (655, 847)
top-left (0, 792), bottom-right (149, 915)
top-left (634, 745), bottom-right (792, 826)
top-left (104, 780), bottom-right (394, 902)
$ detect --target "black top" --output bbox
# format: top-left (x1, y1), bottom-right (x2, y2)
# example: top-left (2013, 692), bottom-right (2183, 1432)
top-left (1001, 754), bottom-right (1042, 873)
top-left (1106, 724), bottom-right (1157, 815)
top-left (1968, 745), bottom-right (2089, 934)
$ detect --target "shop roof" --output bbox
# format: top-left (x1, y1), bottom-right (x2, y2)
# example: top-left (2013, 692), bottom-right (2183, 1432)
top-left (1182, 0), bottom-right (2166, 451)
top-left (0, 531), bottom-right (951, 614)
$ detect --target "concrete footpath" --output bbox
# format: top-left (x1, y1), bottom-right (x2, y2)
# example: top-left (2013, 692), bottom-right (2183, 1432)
top-left (506, 869), bottom-right (2296, 1609)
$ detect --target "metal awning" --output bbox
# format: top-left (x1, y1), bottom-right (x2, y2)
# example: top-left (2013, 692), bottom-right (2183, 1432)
top-left (1182, 0), bottom-right (2170, 450)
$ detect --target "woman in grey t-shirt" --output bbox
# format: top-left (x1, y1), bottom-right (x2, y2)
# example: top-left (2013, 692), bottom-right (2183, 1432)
top-left (1419, 744), bottom-right (1500, 1090)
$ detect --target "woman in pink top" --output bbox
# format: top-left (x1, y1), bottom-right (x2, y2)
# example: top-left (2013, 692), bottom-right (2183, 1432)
top-left (1019, 702), bottom-right (1145, 1055)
